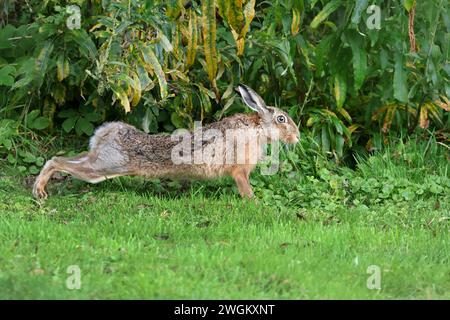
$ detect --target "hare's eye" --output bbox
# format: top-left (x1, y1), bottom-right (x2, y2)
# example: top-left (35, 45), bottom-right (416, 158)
top-left (276, 115), bottom-right (286, 123)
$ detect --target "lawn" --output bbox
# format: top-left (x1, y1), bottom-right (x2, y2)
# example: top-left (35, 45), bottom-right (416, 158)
top-left (0, 138), bottom-right (449, 299)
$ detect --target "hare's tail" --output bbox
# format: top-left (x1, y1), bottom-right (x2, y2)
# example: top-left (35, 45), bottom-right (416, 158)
top-left (89, 122), bottom-right (130, 150)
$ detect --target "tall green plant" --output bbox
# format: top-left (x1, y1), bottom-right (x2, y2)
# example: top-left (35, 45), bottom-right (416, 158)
top-left (0, 0), bottom-right (448, 163)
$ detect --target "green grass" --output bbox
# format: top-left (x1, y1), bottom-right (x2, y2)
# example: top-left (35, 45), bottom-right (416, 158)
top-left (0, 138), bottom-right (449, 299)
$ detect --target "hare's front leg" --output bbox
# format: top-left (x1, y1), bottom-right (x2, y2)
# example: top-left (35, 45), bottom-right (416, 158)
top-left (230, 168), bottom-right (254, 198)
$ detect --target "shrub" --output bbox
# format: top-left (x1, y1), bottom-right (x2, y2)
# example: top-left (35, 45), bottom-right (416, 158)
top-left (0, 0), bottom-right (448, 163)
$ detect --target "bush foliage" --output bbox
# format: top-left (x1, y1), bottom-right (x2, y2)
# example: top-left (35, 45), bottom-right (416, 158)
top-left (0, 0), bottom-right (449, 163)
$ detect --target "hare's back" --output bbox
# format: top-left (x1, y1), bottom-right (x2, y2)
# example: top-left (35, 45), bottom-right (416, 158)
top-left (88, 122), bottom-right (176, 172)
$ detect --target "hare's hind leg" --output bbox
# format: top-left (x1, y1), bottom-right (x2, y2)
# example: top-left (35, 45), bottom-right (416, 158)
top-left (32, 153), bottom-right (122, 199)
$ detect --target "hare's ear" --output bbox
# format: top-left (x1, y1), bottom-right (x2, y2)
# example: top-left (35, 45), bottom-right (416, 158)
top-left (236, 84), bottom-right (268, 115)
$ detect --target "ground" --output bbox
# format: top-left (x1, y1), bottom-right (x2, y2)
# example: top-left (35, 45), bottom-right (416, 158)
top-left (0, 139), bottom-right (449, 299)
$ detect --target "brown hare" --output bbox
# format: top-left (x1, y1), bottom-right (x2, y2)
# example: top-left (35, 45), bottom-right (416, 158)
top-left (33, 84), bottom-right (299, 199)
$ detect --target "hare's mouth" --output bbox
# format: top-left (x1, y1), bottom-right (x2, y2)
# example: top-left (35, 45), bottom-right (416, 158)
top-left (286, 134), bottom-right (299, 144)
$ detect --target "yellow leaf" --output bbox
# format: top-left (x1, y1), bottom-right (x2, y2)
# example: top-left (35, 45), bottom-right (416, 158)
top-left (217, 0), bottom-right (244, 34)
top-left (56, 54), bottom-right (69, 82)
top-left (419, 104), bottom-right (429, 129)
top-left (202, 0), bottom-right (218, 89)
top-left (186, 9), bottom-right (198, 69)
top-left (348, 124), bottom-right (360, 133)
top-left (337, 107), bottom-right (352, 122)
top-left (291, 8), bottom-right (301, 36)
top-left (230, 0), bottom-right (255, 56)
top-left (434, 96), bottom-right (450, 111)
top-left (131, 72), bottom-right (142, 107)
top-left (112, 85), bottom-right (131, 113)
top-left (382, 104), bottom-right (397, 133)
top-left (333, 73), bottom-right (347, 108)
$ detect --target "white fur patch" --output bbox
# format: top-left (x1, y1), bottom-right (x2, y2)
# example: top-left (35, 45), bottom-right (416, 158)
top-left (67, 157), bottom-right (88, 164)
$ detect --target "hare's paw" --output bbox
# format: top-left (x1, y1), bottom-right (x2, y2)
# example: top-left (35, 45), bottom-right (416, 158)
top-left (32, 182), bottom-right (48, 199)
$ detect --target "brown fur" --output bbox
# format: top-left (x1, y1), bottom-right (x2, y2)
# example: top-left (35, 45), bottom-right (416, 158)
top-left (33, 89), bottom-right (299, 199)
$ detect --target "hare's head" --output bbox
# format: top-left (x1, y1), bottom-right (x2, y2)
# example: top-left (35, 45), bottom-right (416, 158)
top-left (237, 84), bottom-right (299, 144)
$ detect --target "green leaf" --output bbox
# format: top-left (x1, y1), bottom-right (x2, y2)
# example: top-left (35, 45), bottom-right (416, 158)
top-left (345, 31), bottom-right (368, 91)
top-left (58, 109), bottom-right (78, 118)
top-left (403, 0), bottom-right (416, 12)
top-left (62, 117), bottom-right (78, 133)
top-left (32, 117), bottom-right (51, 130)
top-left (170, 112), bottom-right (184, 128)
top-left (393, 53), bottom-right (408, 103)
top-left (315, 35), bottom-right (334, 74)
top-left (67, 29), bottom-right (98, 59)
top-left (3, 139), bottom-right (12, 150)
top-left (28, 165), bottom-right (40, 175)
top-left (76, 117), bottom-right (94, 136)
top-left (335, 135), bottom-right (345, 158)
top-left (321, 126), bottom-right (330, 153)
top-left (35, 41), bottom-right (54, 75)
top-left (22, 151), bottom-right (36, 163)
top-left (351, 0), bottom-right (369, 24)
top-left (36, 157), bottom-right (45, 166)
top-left (310, 0), bottom-right (342, 29)
top-left (83, 112), bottom-right (101, 122)
top-left (0, 65), bottom-right (16, 86)
top-left (142, 107), bottom-right (158, 134)
top-left (26, 110), bottom-right (40, 123)
top-left (0, 24), bottom-right (15, 49)
top-left (7, 153), bottom-right (16, 164)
